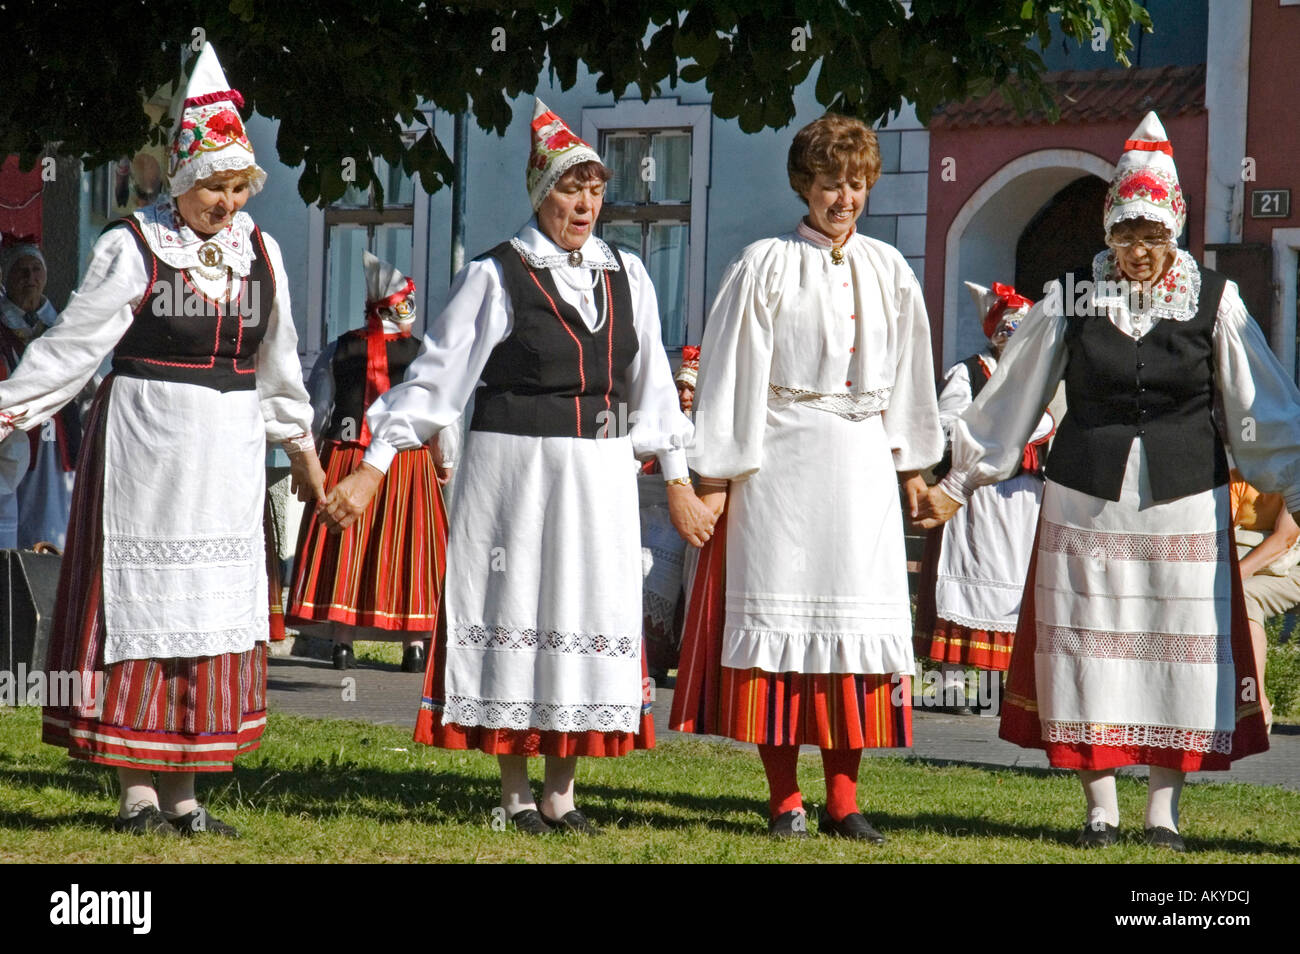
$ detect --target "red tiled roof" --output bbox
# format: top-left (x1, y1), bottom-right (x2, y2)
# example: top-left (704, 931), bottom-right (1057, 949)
top-left (931, 64), bottom-right (1205, 129)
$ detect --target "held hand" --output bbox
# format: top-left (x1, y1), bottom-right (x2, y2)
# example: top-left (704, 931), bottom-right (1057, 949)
top-left (322, 463), bottom-right (384, 532)
top-left (431, 434), bottom-right (453, 485)
top-left (289, 447), bottom-right (328, 503)
top-left (900, 471), bottom-right (927, 520)
top-left (667, 482), bottom-right (717, 548)
top-left (913, 486), bottom-right (963, 529)
top-left (698, 488), bottom-right (727, 520)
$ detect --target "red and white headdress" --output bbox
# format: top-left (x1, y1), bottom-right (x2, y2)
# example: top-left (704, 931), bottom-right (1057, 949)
top-left (168, 43), bottom-right (266, 198)
top-left (966, 281), bottom-right (1033, 340)
top-left (1103, 111), bottom-right (1185, 239)
top-left (675, 345), bottom-right (701, 388)
top-left (356, 251), bottom-right (416, 447)
top-left (526, 98), bottom-right (602, 211)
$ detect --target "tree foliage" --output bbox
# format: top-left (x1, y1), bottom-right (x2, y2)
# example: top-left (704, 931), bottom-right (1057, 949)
top-left (5, 0), bottom-right (1152, 204)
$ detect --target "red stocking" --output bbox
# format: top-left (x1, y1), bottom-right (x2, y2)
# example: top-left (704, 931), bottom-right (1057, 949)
top-left (757, 744), bottom-right (802, 818)
top-left (821, 747), bottom-right (863, 822)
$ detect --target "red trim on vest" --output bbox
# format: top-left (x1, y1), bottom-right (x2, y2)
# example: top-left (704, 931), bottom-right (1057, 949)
top-left (525, 260), bottom-right (586, 437)
top-left (603, 271), bottom-right (615, 417)
top-left (115, 218), bottom-right (158, 316)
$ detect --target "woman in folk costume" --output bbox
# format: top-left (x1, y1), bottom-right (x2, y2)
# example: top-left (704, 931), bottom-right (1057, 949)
top-left (288, 251), bottom-right (451, 674)
top-left (0, 241), bottom-right (82, 549)
top-left (0, 43), bottom-right (324, 837)
top-left (918, 112), bottom-right (1290, 851)
top-left (671, 114), bottom-right (943, 842)
top-left (322, 99), bottom-right (710, 834)
top-left (640, 345), bottom-right (700, 679)
top-left (913, 281), bottom-right (1053, 711)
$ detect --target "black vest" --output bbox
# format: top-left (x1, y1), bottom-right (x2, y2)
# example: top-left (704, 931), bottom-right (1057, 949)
top-left (110, 217), bottom-right (274, 392)
top-left (1045, 267), bottom-right (1229, 502)
top-left (324, 329), bottom-right (422, 443)
top-left (470, 241), bottom-right (639, 439)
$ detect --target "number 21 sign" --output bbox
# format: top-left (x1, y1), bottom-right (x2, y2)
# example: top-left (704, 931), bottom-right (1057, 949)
top-left (1251, 189), bottom-right (1291, 219)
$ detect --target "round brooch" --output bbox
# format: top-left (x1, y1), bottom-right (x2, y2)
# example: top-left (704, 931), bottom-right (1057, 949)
top-left (567, 249), bottom-right (583, 267)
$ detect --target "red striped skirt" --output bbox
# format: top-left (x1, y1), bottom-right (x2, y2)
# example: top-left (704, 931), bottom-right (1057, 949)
top-left (998, 522), bottom-right (1270, 771)
top-left (41, 376), bottom-right (269, 772)
top-left (413, 617), bottom-right (656, 758)
top-left (287, 440), bottom-right (448, 633)
top-left (669, 509), bottom-right (912, 749)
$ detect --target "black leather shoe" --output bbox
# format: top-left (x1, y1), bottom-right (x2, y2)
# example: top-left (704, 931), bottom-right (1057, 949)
top-left (113, 805), bottom-right (179, 837)
top-left (818, 811), bottom-right (887, 844)
top-left (332, 643), bottom-right (354, 670)
top-left (1076, 820), bottom-right (1120, 848)
top-left (401, 644), bottom-right (426, 673)
top-left (541, 809), bottom-right (602, 835)
top-left (508, 809), bottom-right (553, 835)
top-left (1144, 826), bottom-right (1186, 852)
top-left (768, 809), bottom-right (809, 839)
top-left (168, 806), bottom-right (239, 838)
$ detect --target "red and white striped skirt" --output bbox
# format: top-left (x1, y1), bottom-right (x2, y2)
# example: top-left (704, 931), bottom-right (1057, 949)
top-left (670, 510), bottom-right (912, 749)
top-left (913, 525), bottom-right (1014, 670)
top-left (287, 440), bottom-right (448, 633)
top-left (41, 377), bottom-right (269, 772)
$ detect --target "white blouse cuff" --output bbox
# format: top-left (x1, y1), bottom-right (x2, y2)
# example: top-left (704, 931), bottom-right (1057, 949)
top-left (362, 438), bottom-right (398, 475)
top-left (938, 471), bottom-right (975, 505)
top-left (658, 448), bottom-right (689, 483)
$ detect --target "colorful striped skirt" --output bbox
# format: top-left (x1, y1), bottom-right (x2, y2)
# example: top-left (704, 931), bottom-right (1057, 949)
top-left (914, 527), bottom-right (1014, 669)
top-left (413, 615), bottom-right (656, 758)
top-left (669, 510), bottom-right (911, 750)
top-left (287, 440), bottom-right (448, 633)
top-left (41, 377), bottom-right (269, 772)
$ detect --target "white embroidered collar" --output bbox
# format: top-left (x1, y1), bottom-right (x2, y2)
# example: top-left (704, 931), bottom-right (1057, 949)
top-left (132, 197), bottom-right (257, 278)
top-left (1090, 247), bottom-right (1201, 323)
top-left (509, 219), bottom-right (621, 271)
top-left (795, 219), bottom-right (860, 251)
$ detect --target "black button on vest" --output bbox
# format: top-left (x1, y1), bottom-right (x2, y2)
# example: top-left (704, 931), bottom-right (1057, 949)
top-left (1045, 266), bottom-right (1229, 503)
top-left (325, 330), bottom-right (422, 443)
top-left (471, 241), bottom-right (639, 439)
top-left (109, 217), bottom-right (274, 392)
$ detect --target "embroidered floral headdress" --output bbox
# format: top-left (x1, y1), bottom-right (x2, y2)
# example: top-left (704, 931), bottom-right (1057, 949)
top-left (526, 98), bottom-right (603, 211)
top-left (1103, 111), bottom-right (1186, 240)
top-left (167, 43), bottom-right (267, 198)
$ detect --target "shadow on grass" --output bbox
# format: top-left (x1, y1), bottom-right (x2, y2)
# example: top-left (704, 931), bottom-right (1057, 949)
top-left (2, 746), bottom-right (1296, 853)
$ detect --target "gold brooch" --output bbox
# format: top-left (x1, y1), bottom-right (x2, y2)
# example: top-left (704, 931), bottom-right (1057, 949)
top-left (830, 246), bottom-right (845, 265)
top-left (198, 241), bottom-right (224, 268)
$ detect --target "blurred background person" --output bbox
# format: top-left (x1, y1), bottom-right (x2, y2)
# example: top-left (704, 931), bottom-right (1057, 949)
top-left (914, 281), bottom-right (1052, 713)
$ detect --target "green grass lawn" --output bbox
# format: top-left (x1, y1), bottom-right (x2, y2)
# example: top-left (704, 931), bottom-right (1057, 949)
top-left (0, 706), bottom-right (1295, 863)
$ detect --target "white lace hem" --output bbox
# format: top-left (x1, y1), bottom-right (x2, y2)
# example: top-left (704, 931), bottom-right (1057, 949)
top-left (440, 696), bottom-right (640, 733)
top-left (1045, 720), bottom-right (1232, 754)
top-left (931, 609), bottom-right (1018, 633)
top-left (103, 620), bottom-right (267, 665)
top-left (768, 383), bottom-right (891, 421)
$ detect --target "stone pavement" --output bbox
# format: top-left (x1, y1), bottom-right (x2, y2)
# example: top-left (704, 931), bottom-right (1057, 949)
top-left (266, 656), bottom-right (1300, 791)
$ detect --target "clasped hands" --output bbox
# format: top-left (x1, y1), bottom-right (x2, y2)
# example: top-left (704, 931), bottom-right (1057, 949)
top-left (904, 470), bottom-right (962, 529)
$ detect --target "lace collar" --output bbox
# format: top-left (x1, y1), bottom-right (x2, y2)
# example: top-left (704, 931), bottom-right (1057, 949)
top-left (1089, 247), bottom-right (1201, 323)
top-left (509, 219), bottom-right (621, 271)
top-left (132, 197), bottom-right (257, 277)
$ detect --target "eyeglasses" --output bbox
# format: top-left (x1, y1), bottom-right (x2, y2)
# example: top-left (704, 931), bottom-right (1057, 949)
top-left (1107, 236), bottom-right (1172, 252)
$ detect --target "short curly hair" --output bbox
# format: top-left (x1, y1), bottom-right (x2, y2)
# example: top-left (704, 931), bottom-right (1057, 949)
top-left (787, 114), bottom-right (882, 203)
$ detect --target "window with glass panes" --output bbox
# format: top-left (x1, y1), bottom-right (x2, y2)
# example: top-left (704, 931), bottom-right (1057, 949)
top-left (598, 129), bottom-right (691, 349)
top-left (323, 156), bottom-right (416, 344)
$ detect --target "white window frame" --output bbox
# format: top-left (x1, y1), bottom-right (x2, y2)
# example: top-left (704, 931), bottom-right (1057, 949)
top-left (1270, 228), bottom-right (1300, 381)
top-left (582, 98), bottom-right (711, 348)
top-left (304, 114), bottom-right (435, 368)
